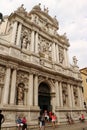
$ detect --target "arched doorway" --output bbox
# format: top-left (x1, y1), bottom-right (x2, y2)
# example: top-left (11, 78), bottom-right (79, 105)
top-left (38, 82), bottom-right (52, 113)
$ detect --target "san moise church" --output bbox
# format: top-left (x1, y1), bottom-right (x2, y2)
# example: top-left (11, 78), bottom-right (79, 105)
top-left (0, 4), bottom-right (86, 130)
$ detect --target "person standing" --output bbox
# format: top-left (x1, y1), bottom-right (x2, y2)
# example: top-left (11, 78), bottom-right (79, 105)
top-left (51, 113), bottom-right (57, 129)
top-left (0, 110), bottom-right (5, 130)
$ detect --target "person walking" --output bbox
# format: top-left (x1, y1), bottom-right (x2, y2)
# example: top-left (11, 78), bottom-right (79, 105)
top-left (0, 110), bottom-right (5, 130)
top-left (39, 114), bottom-right (45, 130)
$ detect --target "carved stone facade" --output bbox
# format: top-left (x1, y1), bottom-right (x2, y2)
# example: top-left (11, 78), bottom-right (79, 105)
top-left (0, 4), bottom-right (86, 130)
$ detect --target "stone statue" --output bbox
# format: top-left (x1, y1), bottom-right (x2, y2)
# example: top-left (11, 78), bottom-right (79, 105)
top-left (17, 4), bottom-right (26, 12)
top-left (21, 29), bottom-right (29, 49)
top-left (59, 46), bottom-right (64, 64)
top-left (73, 56), bottom-right (78, 66)
top-left (17, 83), bottom-right (24, 104)
top-left (53, 16), bottom-right (58, 25)
top-left (22, 37), bottom-right (28, 49)
top-left (59, 52), bottom-right (64, 64)
top-left (44, 6), bottom-right (49, 14)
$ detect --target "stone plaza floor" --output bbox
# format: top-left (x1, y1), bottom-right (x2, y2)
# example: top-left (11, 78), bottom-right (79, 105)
top-left (30, 121), bottom-right (87, 130)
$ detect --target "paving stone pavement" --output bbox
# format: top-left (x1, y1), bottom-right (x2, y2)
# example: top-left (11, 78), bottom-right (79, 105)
top-left (30, 122), bottom-right (87, 130)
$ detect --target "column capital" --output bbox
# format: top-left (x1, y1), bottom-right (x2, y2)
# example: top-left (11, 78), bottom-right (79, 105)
top-left (6, 64), bottom-right (11, 69)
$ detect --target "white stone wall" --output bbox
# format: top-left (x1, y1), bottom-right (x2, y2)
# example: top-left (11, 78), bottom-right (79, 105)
top-left (0, 4), bottom-right (86, 129)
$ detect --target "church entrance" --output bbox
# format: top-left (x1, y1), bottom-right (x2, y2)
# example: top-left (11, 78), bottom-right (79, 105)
top-left (38, 82), bottom-right (52, 113)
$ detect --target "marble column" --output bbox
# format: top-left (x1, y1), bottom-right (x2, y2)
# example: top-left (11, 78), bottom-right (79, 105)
top-left (34, 74), bottom-right (38, 106)
top-left (59, 82), bottom-right (63, 107)
top-left (55, 81), bottom-right (60, 107)
top-left (52, 42), bottom-right (56, 62)
top-left (11, 21), bottom-right (18, 44)
top-left (3, 67), bottom-right (11, 104)
top-left (35, 32), bottom-right (38, 53)
top-left (67, 84), bottom-right (72, 107)
top-left (71, 85), bottom-right (75, 107)
top-left (27, 73), bottom-right (33, 106)
top-left (10, 69), bottom-right (17, 104)
top-left (31, 30), bottom-right (35, 52)
top-left (16, 23), bottom-right (22, 47)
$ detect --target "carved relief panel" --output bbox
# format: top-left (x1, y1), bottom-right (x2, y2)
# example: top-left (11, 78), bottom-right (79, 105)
top-left (21, 26), bottom-right (31, 50)
top-left (38, 35), bottom-right (52, 60)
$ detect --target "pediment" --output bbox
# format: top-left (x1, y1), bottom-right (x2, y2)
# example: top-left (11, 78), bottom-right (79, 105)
top-left (29, 4), bottom-right (59, 30)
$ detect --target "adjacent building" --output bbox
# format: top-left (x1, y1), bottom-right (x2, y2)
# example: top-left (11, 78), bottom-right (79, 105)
top-left (80, 68), bottom-right (87, 106)
top-left (0, 4), bottom-right (86, 130)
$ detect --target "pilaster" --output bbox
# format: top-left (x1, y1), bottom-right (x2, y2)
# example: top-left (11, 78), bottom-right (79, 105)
top-left (52, 42), bottom-right (56, 62)
top-left (27, 73), bottom-right (34, 106)
top-left (59, 82), bottom-right (63, 107)
top-left (71, 85), bottom-right (75, 107)
top-left (67, 84), bottom-right (72, 107)
top-left (10, 69), bottom-right (17, 104)
top-left (11, 21), bottom-right (18, 44)
top-left (55, 81), bottom-right (60, 107)
top-left (31, 30), bottom-right (35, 52)
top-left (34, 74), bottom-right (38, 106)
top-left (56, 44), bottom-right (59, 63)
top-left (2, 67), bottom-right (11, 104)
top-left (35, 32), bottom-right (38, 53)
top-left (16, 23), bottom-right (22, 46)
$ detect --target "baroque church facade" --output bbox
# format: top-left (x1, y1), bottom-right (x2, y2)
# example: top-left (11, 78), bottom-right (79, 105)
top-left (0, 4), bottom-right (86, 129)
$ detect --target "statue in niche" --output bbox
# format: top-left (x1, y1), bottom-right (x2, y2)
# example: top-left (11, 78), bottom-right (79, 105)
top-left (73, 56), bottom-right (78, 66)
top-left (59, 47), bottom-right (64, 64)
top-left (17, 83), bottom-right (24, 104)
top-left (59, 52), bottom-right (64, 64)
top-left (21, 30), bottom-right (29, 49)
top-left (62, 90), bottom-right (67, 105)
top-left (74, 90), bottom-right (78, 105)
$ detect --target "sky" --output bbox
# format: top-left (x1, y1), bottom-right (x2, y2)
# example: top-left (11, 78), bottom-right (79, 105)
top-left (0, 0), bottom-right (87, 69)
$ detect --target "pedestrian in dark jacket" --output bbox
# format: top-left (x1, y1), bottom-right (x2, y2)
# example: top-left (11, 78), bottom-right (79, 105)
top-left (0, 110), bottom-right (5, 130)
